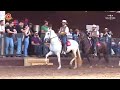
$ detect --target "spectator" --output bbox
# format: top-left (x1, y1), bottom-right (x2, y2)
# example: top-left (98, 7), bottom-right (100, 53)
top-left (23, 24), bottom-right (30, 57)
top-left (31, 31), bottom-right (42, 57)
top-left (103, 28), bottom-right (112, 56)
top-left (67, 29), bottom-right (73, 39)
top-left (15, 21), bottom-right (24, 57)
top-left (73, 28), bottom-right (80, 43)
top-left (5, 22), bottom-right (9, 27)
top-left (117, 41), bottom-right (120, 57)
top-left (40, 20), bottom-right (49, 56)
top-left (28, 23), bottom-right (35, 56)
top-left (5, 21), bottom-right (17, 57)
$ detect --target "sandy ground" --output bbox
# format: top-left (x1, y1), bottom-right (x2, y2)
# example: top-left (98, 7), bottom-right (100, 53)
top-left (0, 65), bottom-right (120, 79)
top-left (0, 57), bottom-right (120, 79)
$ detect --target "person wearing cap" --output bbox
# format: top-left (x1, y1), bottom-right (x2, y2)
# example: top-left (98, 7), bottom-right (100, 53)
top-left (31, 31), bottom-right (42, 57)
top-left (90, 24), bottom-right (99, 56)
top-left (58, 20), bottom-right (70, 54)
top-left (40, 20), bottom-right (49, 56)
top-left (103, 28), bottom-right (112, 55)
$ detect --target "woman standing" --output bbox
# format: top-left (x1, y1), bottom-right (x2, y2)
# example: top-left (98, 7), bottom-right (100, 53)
top-left (23, 24), bottom-right (30, 57)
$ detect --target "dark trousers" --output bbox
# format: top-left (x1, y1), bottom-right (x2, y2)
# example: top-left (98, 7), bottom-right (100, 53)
top-left (41, 36), bottom-right (49, 56)
top-left (34, 45), bottom-right (42, 56)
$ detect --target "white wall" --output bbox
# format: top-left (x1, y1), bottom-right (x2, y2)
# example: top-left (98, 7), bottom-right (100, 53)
top-left (86, 25), bottom-right (99, 31)
top-left (0, 11), bottom-right (5, 24)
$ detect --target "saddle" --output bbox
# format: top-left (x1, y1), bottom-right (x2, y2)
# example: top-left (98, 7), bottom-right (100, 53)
top-left (96, 42), bottom-right (101, 47)
top-left (66, 40), bottom-right (71, 46)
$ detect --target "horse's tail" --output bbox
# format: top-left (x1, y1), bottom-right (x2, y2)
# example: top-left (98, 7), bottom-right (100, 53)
top-left (76, 48), bottom-right (83, 67)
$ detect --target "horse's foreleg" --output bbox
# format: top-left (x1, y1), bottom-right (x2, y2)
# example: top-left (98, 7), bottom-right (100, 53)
top-left (96, 52), bottom-right (101, 66)
top-left (45, 51), bottom-right (53, 64)
top-left (56, 52), bottom-right (61, 70)
top-left (103, 52), bottom-right (109, 67)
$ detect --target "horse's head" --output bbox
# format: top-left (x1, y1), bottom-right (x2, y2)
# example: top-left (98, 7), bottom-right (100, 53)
top-left (79, 31), bottom-right (86, 42)
top-left (44, 29), bottom-right (57, 43)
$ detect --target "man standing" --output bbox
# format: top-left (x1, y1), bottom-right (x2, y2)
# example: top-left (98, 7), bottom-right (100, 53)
top-left (15, 21), bottom-right (24, 57)
top-left (40, 20), bottom-right (49, 56)
top-left (59, 20), bottom-right (70, 54)
top-left (5, 21), bottom-right (17, 57)
top-left (103, 28), bottom-right (113, 56)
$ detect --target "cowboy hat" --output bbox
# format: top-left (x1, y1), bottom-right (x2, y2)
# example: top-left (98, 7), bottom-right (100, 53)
top-left (92, 24), bottom-right (97, 27)
top-left (62, 20), bottom-right (68, 24)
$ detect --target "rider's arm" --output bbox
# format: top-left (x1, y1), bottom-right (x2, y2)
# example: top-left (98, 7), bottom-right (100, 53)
top-left (65, 27), bottom-right (69, 35)
top-left (96, 30), bottom-right (99, 37)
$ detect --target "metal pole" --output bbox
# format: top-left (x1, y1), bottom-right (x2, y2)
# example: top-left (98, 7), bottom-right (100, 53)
top-left (1, 34), bottom-right (4, 56)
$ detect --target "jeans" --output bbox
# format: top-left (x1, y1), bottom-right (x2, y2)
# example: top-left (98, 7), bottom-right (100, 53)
top-left (16, 37), bottom-right (22, 55)
top-left (91, 37), bottom-right (98, 54)
top-left (41, 36), bottom-right (49, 56)
top-left (117, 47), bottom-right (120, 56)
top-left (60, 35), bottom-right (67, 52)
top-left (34, 45), bottom-right (42, 56)
top-left (24, 37), bottom-right (29, 57)
top-left (5, 37), bottom-right (14, 55)
top-left (42, 43), bottom-right (49, 56)
top-left (0, 36), bottom-right (2, 55)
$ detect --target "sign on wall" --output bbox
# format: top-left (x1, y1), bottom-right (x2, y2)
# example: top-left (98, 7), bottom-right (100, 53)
top-left (5, 13), bottom-right (13, 21)
top-left (86, 25), bottom-right (99, 31)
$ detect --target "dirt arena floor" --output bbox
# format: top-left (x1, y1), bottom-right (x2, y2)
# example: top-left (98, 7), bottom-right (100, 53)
top-left (0, 56), bottom-right (120, 79)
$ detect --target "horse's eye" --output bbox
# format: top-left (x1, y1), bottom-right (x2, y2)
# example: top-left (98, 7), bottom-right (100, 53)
top-left (48, 33), bottom-right (49, 35)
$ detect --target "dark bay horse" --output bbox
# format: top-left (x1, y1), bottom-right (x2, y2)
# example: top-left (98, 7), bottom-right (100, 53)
top-left (79, 31), bottom-right (109, 67)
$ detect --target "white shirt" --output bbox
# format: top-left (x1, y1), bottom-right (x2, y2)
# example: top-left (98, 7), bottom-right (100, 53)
top-left (90, 29), bottom-right (99, 37)
top-left (59, 25), bottom-right (70, 35)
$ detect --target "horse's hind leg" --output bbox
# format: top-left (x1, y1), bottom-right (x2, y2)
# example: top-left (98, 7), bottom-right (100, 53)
top-left (70, 50), bottom-right (77, 69)
top-left (103, 52), bottom-right (109, 67)
top-left (85, 53), bottom-right (92, 68)
top-left (56, 52), bottom-right (61, 70)
top-left (96, 52), bottom-right (101, 66)
top-left (45, 51), bottom-right (53, 64)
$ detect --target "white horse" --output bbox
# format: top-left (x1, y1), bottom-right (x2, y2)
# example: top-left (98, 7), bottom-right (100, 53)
top-left (44, 29), bottom-right (83, 69)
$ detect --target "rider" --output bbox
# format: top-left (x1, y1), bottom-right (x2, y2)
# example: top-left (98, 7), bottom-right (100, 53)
top-left (89, 24), bottom-right (99, 56)
top-left (59, 20), bottom-right (70, 55)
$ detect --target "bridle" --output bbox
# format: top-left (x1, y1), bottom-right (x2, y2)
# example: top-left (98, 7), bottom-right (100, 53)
top-left (47, 30), bottom-right (58, 41)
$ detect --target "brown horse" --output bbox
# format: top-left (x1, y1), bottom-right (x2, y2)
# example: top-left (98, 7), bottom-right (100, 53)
top-left (79, 31), bottom-right (109, 67)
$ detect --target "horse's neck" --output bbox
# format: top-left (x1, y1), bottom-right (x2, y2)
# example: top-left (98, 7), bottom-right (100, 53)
top-left (50, 30), bottom-right (59, 44)
top-left (80, 32), bottom-right (92, 45)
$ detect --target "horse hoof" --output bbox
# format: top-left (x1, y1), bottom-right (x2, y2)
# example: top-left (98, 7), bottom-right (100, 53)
top-left (89, 66), bottom-right (93, 68)
top-left (69, 66), bottom-right (72, 69)
top-left (95, 64), bottom-right (98, 66)
top-left (73, 67), bottom-right (77, 69)
top-left (57, 67), bottom-right (61, 70)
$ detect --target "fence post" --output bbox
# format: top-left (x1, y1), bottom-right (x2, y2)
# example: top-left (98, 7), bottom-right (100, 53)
top-left (1, 34), bottom-right (4, 56)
